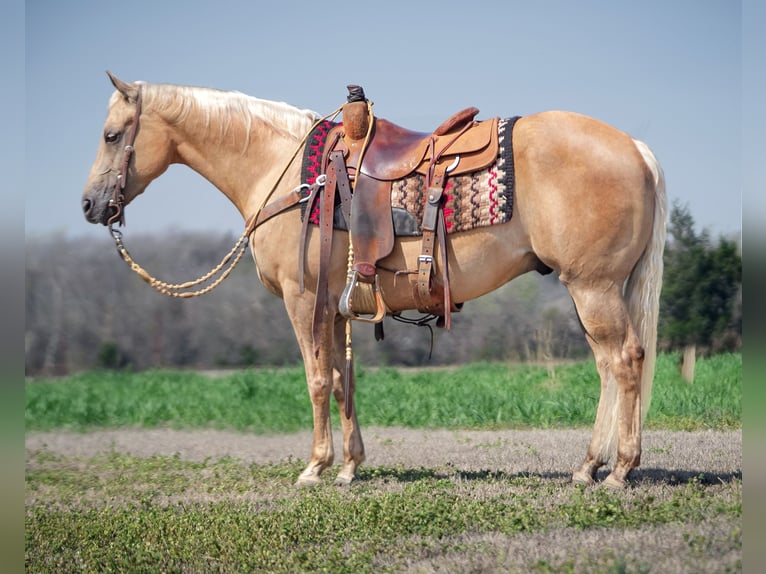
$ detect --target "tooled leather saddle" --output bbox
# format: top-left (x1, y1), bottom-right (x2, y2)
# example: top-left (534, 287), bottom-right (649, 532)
top-left (300, 85), bottom-right (501, 338)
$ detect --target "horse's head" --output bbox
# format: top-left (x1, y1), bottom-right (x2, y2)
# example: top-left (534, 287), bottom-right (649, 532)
top-left (82, 72), bottom-right (175, 226)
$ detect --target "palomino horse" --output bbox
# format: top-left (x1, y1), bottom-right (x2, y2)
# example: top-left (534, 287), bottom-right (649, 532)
top-left (82, 73), bottom-right (666, 488)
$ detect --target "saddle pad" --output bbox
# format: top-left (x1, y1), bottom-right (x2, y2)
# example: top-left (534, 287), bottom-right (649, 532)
top-left (300, 116), bottom-right (520, 235)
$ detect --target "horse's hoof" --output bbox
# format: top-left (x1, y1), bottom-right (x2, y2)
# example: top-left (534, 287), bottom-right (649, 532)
top-left (333, 474), bottom-right (356, 487)
top-left (602, 473), bottom-right (627, 489)
top-left (295, 474), bottom-right (322, 488)
top-left (334, 475), bottom-right (354, 487)
top-left (572, 471), bottom-right (595, 486)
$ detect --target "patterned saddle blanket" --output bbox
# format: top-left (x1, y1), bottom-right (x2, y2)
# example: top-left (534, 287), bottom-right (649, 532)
top-left (300, 116), bottom-right (519, 236)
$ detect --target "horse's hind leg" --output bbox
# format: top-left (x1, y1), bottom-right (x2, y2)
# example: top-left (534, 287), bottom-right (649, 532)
top-left (331, 317), bottom-right (365, 485)
top-left (567, 282), bottom-right (645, 488)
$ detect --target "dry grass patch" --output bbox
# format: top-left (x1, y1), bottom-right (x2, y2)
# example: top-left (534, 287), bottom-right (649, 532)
top-left (26, 433), bottom-right (741, 574)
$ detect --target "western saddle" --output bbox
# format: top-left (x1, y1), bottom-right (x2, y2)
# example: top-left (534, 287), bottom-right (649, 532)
top-left (302, 85), bottom-right (500, 351)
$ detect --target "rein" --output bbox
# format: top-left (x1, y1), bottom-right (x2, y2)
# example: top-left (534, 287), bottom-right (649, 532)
top-left (107, 88), bottom-right (344, 298)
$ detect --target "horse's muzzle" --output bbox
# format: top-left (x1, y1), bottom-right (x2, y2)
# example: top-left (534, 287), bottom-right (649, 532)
top-left (82, 189), bottom-right (117, 225)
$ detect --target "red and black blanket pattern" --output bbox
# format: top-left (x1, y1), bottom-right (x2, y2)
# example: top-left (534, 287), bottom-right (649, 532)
top-left (300, 116), bottom-right (519, 234)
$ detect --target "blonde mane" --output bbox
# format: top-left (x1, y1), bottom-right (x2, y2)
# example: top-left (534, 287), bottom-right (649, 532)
top-left (113, 83), bottom-right (319, 154)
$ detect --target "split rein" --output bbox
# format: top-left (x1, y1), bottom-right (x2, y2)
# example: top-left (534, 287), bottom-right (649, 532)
top-left (107, 88), bottom-right (345, 298)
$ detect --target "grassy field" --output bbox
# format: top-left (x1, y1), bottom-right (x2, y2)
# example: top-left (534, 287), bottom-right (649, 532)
top-left (25, 353), bottom-right (741, 432)
top-left (26, 453), bottom-right (741, 573)
top-left (25, 353), bottom-right (742, 573)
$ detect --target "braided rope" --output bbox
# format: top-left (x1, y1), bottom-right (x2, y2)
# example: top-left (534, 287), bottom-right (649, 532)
top-left (111, 228), bottom-right (250, 298)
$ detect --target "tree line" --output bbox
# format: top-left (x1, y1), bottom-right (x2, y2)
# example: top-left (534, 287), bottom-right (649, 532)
top-left (658, 201), bottom-right (741, 379)
top-left (25, 203), bottom-right (740, 375)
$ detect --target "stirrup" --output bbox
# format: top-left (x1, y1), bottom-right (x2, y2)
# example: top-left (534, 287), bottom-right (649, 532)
top-left (339, 271), bottom-right (386, 323)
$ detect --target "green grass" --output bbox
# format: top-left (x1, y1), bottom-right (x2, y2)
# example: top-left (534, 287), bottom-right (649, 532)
top-left (647, 352), bottom-right (742, 430)
top-left (25, 354), bottom-right (742, 573)
top-left (26, 452), bottom-right (741, 573)
top-left (25, 353), bottom-right (741, 432)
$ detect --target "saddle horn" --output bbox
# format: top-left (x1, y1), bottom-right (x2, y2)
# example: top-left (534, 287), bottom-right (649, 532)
top-left (343, 85), bottom-right (370, 141)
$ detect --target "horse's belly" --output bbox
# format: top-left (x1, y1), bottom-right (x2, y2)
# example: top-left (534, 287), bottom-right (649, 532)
top-left (377, 223), bottom-right (536, 311)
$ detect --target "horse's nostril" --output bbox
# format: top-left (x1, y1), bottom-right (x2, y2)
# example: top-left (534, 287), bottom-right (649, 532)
top-left (82, 198), bottom-right (92, 214)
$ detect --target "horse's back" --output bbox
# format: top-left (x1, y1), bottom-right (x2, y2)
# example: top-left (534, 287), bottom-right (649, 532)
top-left (512, 111), bottom-right (656, 283)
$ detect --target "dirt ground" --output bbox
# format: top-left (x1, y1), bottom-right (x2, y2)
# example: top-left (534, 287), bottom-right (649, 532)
top-left (26, 427), bottom-right (742, 572)
top-left (26, 426), bottom-right (741, 483)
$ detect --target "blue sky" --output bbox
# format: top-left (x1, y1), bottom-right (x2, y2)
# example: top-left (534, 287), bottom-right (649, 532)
top-left (25, 0), bottom-right (747, 240)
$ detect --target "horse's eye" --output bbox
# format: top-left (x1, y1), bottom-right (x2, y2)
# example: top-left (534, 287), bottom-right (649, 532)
top-left (104, 131), bottom-right (121, 144)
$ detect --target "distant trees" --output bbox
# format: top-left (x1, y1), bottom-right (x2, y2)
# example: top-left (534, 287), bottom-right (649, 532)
top-left (25, 231), bottom-right (589, 375)
top-left (25, 205), bottom-right (742, 377)
top-left (25, 232), bottom-right (300, 375)
top-left (659, 201), bottom-right (741, 380)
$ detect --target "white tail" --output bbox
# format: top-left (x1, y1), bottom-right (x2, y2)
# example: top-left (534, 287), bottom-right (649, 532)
top-left (595, 139), bottom-right (666, 464)
top-left (627, 138), bottom-right (667, 422)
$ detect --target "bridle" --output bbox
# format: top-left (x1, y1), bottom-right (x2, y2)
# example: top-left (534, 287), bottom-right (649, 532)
top-left (103, 85), bottom-right (345, 299)
top-left (107, 85), bottom-right (143, 230)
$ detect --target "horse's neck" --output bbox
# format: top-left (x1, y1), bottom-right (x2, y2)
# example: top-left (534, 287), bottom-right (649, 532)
top-left (156, 86), bottom-right (315, 219)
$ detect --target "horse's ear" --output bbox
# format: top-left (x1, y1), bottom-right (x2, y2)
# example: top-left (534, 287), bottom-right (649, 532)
top-left (106, 70), bottom-right (138, 102)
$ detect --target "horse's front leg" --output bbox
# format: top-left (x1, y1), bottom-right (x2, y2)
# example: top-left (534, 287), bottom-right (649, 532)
top-left (331, 316), bottom-right (365, 485)
top-left (285, 292), bottom-right (365, 485)
top-left (298, 352), bottom-right (334, 487)
top-left (283, 293), bottom-right (337, 486)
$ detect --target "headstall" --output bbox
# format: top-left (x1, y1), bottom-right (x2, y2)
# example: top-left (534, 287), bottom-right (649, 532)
top-left (107, 85), bottom-right (143, 230)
